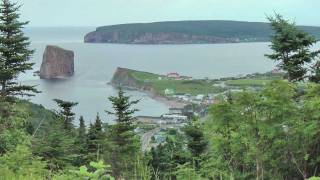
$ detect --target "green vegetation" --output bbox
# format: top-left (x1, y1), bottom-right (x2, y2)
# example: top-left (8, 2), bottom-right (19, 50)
top-left (266, 14), bottom-right (320, 82)
top-left (225, 79), bottom-right (273, 87)
top-left (2, 1), bottom-right (320, 179)
top-left (129, 69), bottom-right (226, 95)
top-left (0, 0), bottom-right (38, 100)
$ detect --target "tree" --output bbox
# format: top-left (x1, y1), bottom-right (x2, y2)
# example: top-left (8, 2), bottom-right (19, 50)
top-left (105, 89), bottom-right (140, 179)
top-left (53, 99), bottom-right (78, 131)
top-left (0, 101), bottom-right (29, 154)
top-left (70, 161), bottom-right (114, 180)
top-left (74, 116), bottom-right (88, 166)
top-left (78, 116), bottom-right (86, 139)
top-left (32, 119), bottom-right (76, 171)
top-left (0, 0), bottom-right (38, 100)
top-left (86, 113), bottom-right (104, 162)
top-left (0, 145), bottom-right (48, 180)
top-left (183, 118), bottom-right (207, 170)
top-left (266, 14), bottom-right (320, 82)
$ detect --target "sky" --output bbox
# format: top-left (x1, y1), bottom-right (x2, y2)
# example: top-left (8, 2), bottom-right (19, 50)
top-left (18, 0), bottom-right (320, 27)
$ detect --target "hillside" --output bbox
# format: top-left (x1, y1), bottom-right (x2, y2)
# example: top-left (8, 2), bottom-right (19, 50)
top-left (110, 67), bottom-right (226, 96)
top-left (84, 20), bottom-right (320, 44)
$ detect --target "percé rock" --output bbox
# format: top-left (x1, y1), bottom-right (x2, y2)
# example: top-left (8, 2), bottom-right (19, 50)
top-left (84, 20), bottom-right (320, 44)
top-left (40, 45), bottom-right (74, 79)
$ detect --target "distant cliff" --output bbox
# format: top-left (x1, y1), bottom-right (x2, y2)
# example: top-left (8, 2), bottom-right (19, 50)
top-left (110, 67), bottom-right (154, 91)
top-left (84, 20), bottom-right (320, 44)
top-left (40, 45), bottom-right (74, 79)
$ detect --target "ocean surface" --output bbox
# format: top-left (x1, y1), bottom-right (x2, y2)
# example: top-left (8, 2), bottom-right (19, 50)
top-left (19, 27), bottom-right (283, 124)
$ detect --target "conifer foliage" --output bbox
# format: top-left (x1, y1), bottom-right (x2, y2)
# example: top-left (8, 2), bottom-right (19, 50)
top-left (0, 0), bottom-right (37, 100)
top-left (53, 99), bottom-right (78, 131)
top-left (106, 89), bottom-right (140, 179)
top-left (266, 14), bottom-right (320, 82)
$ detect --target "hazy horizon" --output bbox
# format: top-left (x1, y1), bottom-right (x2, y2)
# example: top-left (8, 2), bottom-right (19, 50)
top-left (18, 0), bottom-right (320, 27)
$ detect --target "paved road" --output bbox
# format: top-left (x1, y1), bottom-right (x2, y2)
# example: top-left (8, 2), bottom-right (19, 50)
top-left (141, 127), bottom-right (160, 152)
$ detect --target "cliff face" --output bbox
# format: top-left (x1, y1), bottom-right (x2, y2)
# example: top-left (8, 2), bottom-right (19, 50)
top-left (111, 67), bottom-right (140, 87)
top-left (84, 20), bottom-right (320, 44)
top-left (110, 67), bottom-right (154, 91)
top-left (85, 31), bottom-right (238, 44)
top-left (40, 45), bottom-right (74, 79)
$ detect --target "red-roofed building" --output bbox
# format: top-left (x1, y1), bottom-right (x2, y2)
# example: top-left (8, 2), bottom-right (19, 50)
top-left (167, 72), bottom-right (180, 79)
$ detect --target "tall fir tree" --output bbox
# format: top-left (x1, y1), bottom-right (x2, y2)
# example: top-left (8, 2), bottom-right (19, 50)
top-left (0, 0), bottom-right (38, 100)
top-left (266, 14), bottom-right (320, 82)
top-left (74, 116), bottom-right (87, 166)
top-left (183, 118), bottom-right (207, 170)
top-left (105, 89), bottom-right (140, 179)
top-left (33, 120), bottom-right (76, 171)
top-left (53, 99), bottom-right (78, 131)
top-left (86, 113), bottom-right (104, 162)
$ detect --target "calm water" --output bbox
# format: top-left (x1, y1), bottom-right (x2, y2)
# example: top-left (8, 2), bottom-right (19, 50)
top-left (20, 27), bottom-right (281, 124)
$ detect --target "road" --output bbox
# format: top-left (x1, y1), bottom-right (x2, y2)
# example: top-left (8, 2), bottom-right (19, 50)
top-left (141, 127), bottom-right (160, 152)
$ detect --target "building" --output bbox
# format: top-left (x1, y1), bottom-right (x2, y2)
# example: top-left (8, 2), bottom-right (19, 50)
top-left (160, 114), bottom-right (188, 124)
top-left (169, 107), bottom-right (184, 115)
top-left (196, 94), bottom-right (205, 101)
top-left (167, 72), bottom-right (180, 79)
top-left (164, 88), bottom-right (174, 95)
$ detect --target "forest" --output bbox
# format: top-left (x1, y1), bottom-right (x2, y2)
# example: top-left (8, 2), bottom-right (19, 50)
top-left (1, 0), bottom-right (320, 179)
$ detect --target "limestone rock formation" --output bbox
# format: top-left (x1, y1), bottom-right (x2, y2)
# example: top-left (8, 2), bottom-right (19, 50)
top-left (40, 45), bottom-right (74, 79)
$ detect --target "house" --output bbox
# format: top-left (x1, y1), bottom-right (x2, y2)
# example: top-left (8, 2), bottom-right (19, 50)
top-left (154, 133), bottom-right (166, 144)
top-left (164, 88), bottom-right (174, 95)
top-left (270, 68), bottom-right (283, 74)
top-left (161, 114), bottom-right (188, 124)
top-left (169, 107), bottom-right (184, 115)
top-left (167, 72), bottom-right (180, 79)
top-left (196, 94), bottom-right (205, 101)
top-left (184, 76), bottom-right (193, 80)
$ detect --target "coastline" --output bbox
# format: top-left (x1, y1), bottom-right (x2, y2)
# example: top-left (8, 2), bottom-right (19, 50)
top-left (143, 89), bottom-right (187, 108)
top-left (109, 83), bottom-right (187, 108)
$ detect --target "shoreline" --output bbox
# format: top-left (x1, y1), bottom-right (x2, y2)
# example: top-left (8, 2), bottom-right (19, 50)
top-left (110, 83), bottom-right (187, 109)
top-left (143, 89), bottom-right (187, 109)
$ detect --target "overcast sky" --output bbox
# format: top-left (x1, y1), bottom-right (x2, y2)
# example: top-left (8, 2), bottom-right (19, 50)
top-left (17, 0), bottom-right (319, 27)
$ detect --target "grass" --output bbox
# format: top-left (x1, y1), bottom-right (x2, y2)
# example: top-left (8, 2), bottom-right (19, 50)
top-left (150, 80), bottom-right (225, 95)
top-left (129, 69), bottom-right (226, 95)
top-left (225, 79), bottom-right (272, 87)
top-left (126, 69), bottom-right (284, 95)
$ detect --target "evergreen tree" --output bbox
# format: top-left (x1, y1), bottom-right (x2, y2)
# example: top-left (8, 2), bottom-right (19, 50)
top-left (33, 120), bottom-right (76, 171)
top-left (53, 99), bottom-right (78, 131)
top-left (0, 0), bottom-right (38, 100)
top-left (149, 131), bottom-right (190, 180)
top-left (266, 14), bottom-right (320, 82)
top-left (183, 118), bottom-right (207, 170)
top-left (94, 113), bottom-right (103, 133)
top-left (86, 113), bottom-right (104, 162)
top-left (105, 89), bottom-right (140, 179)
top-left (74, 116), bottom-right (87, 166)
top-left (78, 116), bottom-right (86, 139)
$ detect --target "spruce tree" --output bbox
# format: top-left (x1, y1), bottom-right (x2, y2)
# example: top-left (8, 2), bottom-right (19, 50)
top-left (33, 120), bottom-right (75, 171)
top-left (53, 99), bottom-right (78, 131)
top-left (86, 113), bottom-right (104, 162)
top-left (74, 116), bottom-right (87, 166)
top-left (78, 116), bottom-right (86, 139)
top-left (183, 118), bottom-right (207, 170)
top-left (266, 14), bottom-right (320, 82)
top-left (0, 0), bottom-right (38, 100)
top-left (105, 89), bottom-right (140, 179)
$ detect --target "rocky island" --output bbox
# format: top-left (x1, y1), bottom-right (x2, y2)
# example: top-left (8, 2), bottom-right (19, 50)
top-left (40, 45), bottom-right (74, 79)
top-left (85, 20), bottom-right (320, 44)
